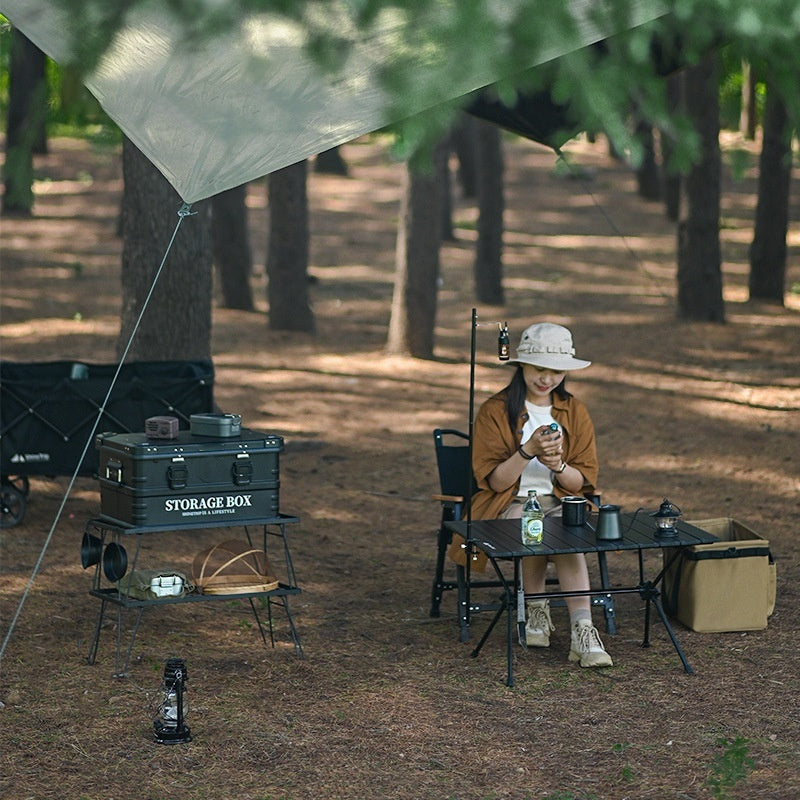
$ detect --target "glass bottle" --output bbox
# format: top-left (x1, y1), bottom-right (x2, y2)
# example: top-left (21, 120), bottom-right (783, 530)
top-left (521, 489), bottom-right (544, 545)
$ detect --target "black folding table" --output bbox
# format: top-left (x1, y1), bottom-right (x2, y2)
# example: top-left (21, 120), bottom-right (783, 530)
top-left (445, 512), bottom-right (718, 686)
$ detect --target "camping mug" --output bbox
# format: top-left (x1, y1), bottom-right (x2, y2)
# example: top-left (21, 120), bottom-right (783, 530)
top-left (596, 504), bottom-right (622, 541)
top-left (562, 496), bottom-right (588, 526)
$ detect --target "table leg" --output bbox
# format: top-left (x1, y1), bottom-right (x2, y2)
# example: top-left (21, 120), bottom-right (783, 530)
top-left (638, 581), bottom-right (694, 674)
top-left (516, 559), bottom-right (526, 649)
top-left (649, 594), bottom-right (695, 674)
top-left (113, 606), bottom-right (144, 678)
top-left (594, 552), bottom-right (617, 635)
top-left (86, 597), bottom-right (107, 665)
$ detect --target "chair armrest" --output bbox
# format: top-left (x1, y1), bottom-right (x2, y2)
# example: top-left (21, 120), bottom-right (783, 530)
top-left (432, 493), bottom-right (465, 504)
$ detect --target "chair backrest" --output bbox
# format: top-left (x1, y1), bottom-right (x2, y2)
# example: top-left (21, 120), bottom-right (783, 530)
top-left (433, 428), bottom-right (474, 501)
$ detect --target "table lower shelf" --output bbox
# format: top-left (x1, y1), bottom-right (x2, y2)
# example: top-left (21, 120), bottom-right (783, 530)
top-left (87, 582), bottom-right (304, 676)
top-left (89, 582), bottom-right (300, 608)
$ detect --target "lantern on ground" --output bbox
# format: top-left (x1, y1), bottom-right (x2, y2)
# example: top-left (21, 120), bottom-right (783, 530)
top-left (153, 657), bottom-right (191, 744)
top-left (651, 498), bottom-right (682, 538)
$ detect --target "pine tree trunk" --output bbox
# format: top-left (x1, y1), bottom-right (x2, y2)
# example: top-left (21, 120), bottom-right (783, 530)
top-left (661, 74), bottom-right (682, 222)
top-left (740, 61), bottom-right (757, 140)
top-left (118, 138), bottom-right (213, 360)
top-left (212, 184), bottom-right (254, 311)
top-left (3, 30), bottom-right (47, 215)
top-left (635, 120), bottom-right (661, 201)
top-left (749, 86), bottom-right (792, 304)
top-left (386, 145), bottom-right (446, 358)
top-left (676, 57), bottom-right (725, 322)
top-left (451, 113), bottom-right (479, 199)
top-left (266, 161), bottom-right (315, 332)
top-left (315, 146), bottom-right (349, 175)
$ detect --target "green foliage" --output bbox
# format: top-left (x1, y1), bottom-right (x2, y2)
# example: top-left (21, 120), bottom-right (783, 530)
top-left (612, 741), bottom-right (635, 782)
top-left (705, 736), bottom-right (755, 800)
top-left (0, 15), bottom-right (120, 145)
top-left (7, 1), bottom-right (800, 170)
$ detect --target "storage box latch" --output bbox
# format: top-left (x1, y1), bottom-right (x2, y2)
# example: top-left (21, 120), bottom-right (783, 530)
top-left (232, 454), bottom-right (252, 486)
top-left (167, 459), bottom-right (188, 489)
top-left (105, 459), bottom-right (123, 483)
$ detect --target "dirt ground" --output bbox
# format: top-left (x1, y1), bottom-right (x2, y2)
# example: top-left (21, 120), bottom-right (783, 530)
top-left (1, 132), bottom-right (799, 800)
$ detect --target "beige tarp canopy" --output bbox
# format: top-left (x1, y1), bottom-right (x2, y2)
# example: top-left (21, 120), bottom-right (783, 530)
top-left (3, 1), bottom-right (666, 202)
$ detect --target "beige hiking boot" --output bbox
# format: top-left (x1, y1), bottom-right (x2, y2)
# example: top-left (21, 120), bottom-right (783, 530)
top-left (568, 619), bottom-right (613, 667)
top-left (525, 599), bottom-right (555, 647)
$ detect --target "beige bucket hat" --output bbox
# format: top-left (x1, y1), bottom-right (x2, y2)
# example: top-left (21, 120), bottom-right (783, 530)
top-left (507, 322), bottom-right (591, 371)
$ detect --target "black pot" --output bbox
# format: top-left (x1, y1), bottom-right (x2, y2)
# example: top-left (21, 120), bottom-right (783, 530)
top-left (102, 542), bottom-right (128, 582)
top-left (81, 532), bottom-right (103, 569)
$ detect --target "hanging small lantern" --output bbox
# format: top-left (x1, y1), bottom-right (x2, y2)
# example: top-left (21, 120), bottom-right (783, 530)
top-left (651, 498), bottom-right (682, 537)
top-left (153, 657), bottom-right (191, 744)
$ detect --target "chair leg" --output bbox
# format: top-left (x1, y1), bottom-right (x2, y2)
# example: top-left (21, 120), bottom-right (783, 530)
top-left (429, 522), bottom-right (452, 618)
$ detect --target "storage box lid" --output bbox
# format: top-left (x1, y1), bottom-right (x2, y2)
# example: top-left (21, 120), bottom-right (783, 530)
top-left (96, 428), bottom-right (283, 454)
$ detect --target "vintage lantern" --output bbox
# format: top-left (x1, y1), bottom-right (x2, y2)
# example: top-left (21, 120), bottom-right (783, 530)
top-left (651, 498), bottom-right (682, 537)
top-left (153, 657), bottom-right (191, 744)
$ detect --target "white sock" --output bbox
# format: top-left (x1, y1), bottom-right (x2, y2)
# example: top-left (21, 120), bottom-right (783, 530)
top-left (570, 609), bottom-right (592, 626)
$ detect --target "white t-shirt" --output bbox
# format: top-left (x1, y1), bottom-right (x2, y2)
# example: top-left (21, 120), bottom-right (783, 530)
top-left (517, 402), bottom-right (560, 498)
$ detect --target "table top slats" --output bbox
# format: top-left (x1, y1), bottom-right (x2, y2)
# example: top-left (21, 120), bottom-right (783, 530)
top-left (448, 512), bottom-right (717, 557)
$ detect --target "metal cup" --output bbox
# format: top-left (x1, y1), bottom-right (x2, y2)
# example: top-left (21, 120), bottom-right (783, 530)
top-left (596, 504), bottom-right (622, 540)
top-left (562, 496), bottom-right (587, 526)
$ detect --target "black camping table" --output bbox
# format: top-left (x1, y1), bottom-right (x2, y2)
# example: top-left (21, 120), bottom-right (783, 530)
top-left (445, 512), bottom-right (718, 686)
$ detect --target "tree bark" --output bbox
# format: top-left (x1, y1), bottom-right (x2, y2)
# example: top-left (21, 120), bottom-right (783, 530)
top-left (451, 113), bottom-right (479, 199)
top-left (3, 30), bottom-right (47, 215)
top-left (635, 120), bottom-right (661, 201)
top-left (266, 160), bottom-right (315, 332)
top-left (661, 73), bottom-right (682, 222)
top-left (473, 119), bottom-right (504, 306)
top-left (386, 144), bottom-right (446, 358)
top-left (315, 146), bottom-right (348, 175)
top-left (118, 138), bottom-right (213, 360)
top-left (740, 61), bottom-right (757, 140)
top-left (676, 57), bottom-right (725, 322)
top-left (749, 85), bottom-right (792, 304)
top-left (211, 184), bottom-right (254, 310)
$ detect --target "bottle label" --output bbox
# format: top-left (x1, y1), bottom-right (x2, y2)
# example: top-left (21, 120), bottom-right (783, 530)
top-left (522, 517), bottom-right (543, 544)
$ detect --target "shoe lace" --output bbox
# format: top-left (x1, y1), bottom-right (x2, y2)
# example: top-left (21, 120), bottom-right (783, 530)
top-left (576, 623), bottom-right (605, 652)
top-left (528, 606), bottom-right (555, 632)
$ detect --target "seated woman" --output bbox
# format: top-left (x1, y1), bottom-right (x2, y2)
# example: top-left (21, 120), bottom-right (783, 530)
top-left (470, 321), bottom-right (612, 668)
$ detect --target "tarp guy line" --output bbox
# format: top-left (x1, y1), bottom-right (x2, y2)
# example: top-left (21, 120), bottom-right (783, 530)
top-left (0, 203), bottom-right (197, 666)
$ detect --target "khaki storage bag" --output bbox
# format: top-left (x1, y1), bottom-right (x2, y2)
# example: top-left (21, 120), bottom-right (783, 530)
top-left (116, 568), bottom-right (194, 601)
top-left (192, 539), bottom-right (279, 595)
top-left (662, 518), bottom-right (776, 633)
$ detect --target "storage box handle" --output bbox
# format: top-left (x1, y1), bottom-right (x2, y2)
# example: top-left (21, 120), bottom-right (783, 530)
top-left (167, 462), bottom-right (188, 489)
top-left (232, 456), bottom-right (253, 486)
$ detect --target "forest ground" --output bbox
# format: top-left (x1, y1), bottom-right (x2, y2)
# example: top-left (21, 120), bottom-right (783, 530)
top-left (1, 132), bottom-right (799, 800)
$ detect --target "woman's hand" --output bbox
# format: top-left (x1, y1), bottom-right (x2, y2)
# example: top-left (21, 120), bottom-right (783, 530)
top-left (487, 425), bottom-right (563, 493)
top-left (520, 425), bottom-right (563, 460)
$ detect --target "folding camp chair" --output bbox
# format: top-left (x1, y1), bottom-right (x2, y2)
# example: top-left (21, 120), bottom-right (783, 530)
top-left (429, 428), bottom-right (617, 642)
top-left (429, 429), bottom-right (503, 642)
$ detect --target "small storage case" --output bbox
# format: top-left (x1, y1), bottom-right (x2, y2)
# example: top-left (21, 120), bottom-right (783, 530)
top-left (96, 428), bottom-right (282, 527)
top-left (662, 518), bottom-right (777, 633)
top-left (190, 413), bottom-right (241, 437)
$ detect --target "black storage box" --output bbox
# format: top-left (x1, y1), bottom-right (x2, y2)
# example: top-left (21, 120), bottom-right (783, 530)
top-left (96, 428), bottom-right (283, 528)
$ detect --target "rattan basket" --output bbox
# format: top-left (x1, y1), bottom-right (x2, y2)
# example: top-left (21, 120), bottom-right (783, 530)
top-left (192, 539), bottom-right (279, 595)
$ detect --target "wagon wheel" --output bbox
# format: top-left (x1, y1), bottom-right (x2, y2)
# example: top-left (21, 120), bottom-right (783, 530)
top-left (0, 484), bottom-right (26, 528)
top-left (3, 475), bottom-right (30, 497)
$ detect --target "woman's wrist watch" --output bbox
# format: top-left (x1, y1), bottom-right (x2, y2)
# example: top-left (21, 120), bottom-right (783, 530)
top-left (554, 460), bottom-right (567, 474)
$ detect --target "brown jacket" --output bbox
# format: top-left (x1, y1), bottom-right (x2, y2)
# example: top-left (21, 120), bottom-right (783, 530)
top-left (470, 388), bottom-right (599, 520)
top-left (448, 388), bottom-right (599, 569)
